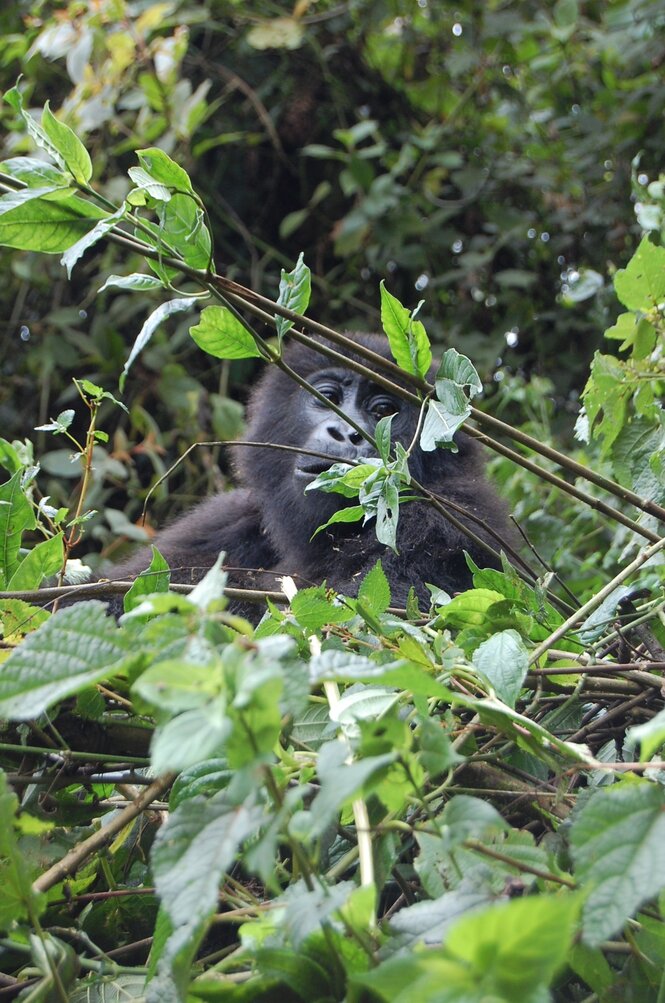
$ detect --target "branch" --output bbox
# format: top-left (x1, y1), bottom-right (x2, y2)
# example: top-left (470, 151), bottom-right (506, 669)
top-left (32, 772), bottom-right (175, 893)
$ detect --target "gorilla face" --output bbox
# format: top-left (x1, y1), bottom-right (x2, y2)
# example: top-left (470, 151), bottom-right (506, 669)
top-left (293, 369), bottom-right (407, 481)
top-left (234, 336), bottom-right (422, 566)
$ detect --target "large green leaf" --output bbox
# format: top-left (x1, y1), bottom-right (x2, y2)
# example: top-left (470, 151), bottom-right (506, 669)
top-left (0, 470), bottom-right (36, 587)
top-left (190, 305), bottom-right (262, 359)
top-left (0, 601), bottom-right (138, 720)
top-left (570, 780), bottom-right (665, 945)
top-left (148, 791), bottom-right (262, 1002)
top-left (0, 192), bottom-right (107, 252)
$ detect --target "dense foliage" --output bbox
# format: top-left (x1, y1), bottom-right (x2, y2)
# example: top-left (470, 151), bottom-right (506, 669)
top-left (0, 2), bottom-right (665, 1001)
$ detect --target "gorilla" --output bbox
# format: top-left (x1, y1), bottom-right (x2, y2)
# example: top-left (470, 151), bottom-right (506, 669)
top-left (112, 333), bottom-right (509, 611)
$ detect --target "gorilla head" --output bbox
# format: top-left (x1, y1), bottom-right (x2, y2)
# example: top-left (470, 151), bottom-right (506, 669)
top-left (110, 332), bottom-right (509, 610)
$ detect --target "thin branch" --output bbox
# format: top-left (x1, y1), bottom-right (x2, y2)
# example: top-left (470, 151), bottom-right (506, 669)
top-left (529, 537), bottom-right (665, 666)
top-left (32, 772), bottom-right (174, 893)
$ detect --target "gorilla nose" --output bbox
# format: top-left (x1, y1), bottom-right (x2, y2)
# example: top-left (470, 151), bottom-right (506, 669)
top-left (327, 423), bottom-right (363, 446)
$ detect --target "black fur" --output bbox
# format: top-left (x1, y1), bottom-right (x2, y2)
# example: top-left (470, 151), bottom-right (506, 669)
top-left (111, 333), bottom-right (510, 610)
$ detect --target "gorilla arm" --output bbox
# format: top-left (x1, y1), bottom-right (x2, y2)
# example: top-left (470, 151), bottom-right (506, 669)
top-left (109, 488), bottom-right (277, 591)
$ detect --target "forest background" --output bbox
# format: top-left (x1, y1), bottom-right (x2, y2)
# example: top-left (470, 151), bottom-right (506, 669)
top-left (1, 2), bottom-right (665, 1002)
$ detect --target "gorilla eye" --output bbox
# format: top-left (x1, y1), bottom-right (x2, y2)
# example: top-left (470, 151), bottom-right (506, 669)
top-left (314, 382), bottom-right (342, 406)
top-left (369, 396), bottom-right (399, 418)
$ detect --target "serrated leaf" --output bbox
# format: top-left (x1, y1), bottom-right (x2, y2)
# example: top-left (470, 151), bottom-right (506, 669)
top-left (42, 102), bottom-right (92, 184)
top-left (614, 236), bottom-right (665, 310)
top-left (0, 192), bottom-right (107, 253)
top-left (380, 281), bottom-right (432, 378)
top-left (124, 546), bottom-right (171, 612)
top-left (570, 780), bottom-right (665, 945)
top-left (149, 791), bottom-right (261, 1000)
top-left (190, 305), bottom-right (262, 359)
top-left (5, 85), bottom-right (69, 170)
top-left (472, 629), bottom-right (528, 708)
top-left (445, 893), bottom-right (580, 995)
top-left (7, 533), bottom-right (64, 591)
top-left (275, 251), bottom-right (311, 340)
top-left (121, 297), bottom-right (196, 389)
top-left (290, 586), bottom-right (353, 630)
top-left (0, 601), bottom-right (136, 720)
top-left (354, 894), bottom-right (579, 1002)
top-left (357, 560), bottom-right (391, 616)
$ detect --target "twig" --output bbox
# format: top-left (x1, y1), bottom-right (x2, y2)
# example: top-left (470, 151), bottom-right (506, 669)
top-left (32, 773), bottom-right (174, 894)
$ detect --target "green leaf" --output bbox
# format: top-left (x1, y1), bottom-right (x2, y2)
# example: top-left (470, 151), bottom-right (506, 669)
top-left (190, 305), bottom-right (262, 359)
top-left (357, 560), bottom-right (391, 616)
top-left (5, 85), bottom-right (70, 171)
top-left (121, 297), bottom-right (197, 390)
top-left (136, 147), bottom-right (196, 194)
top-left (0, 185), bottom-right (74, 217)
top-left (438, 588), bottom-right (504, 627)
top-left (0, 191), bottom-right (107, 253)
top-left (419, 381), bottom-right (470, 451)
top-left (354, 894), bottom-right (579, 1002)
top-left (151, 703), bottom-right (232, 774)
top-left (42, 102), bottom-right (92, 184)
top-left (307, 461), bottom-right (378, 498)
top-left (0, 770), bottom-right (45, 929)
top-left (472, 629), bottom-right (529, 708)
top-left (61, 204), bottom-right (125, 278)
top-left (614, 236), bottom-right (665, 311)
top-left (124, 546), bottom-right (171, 613)
top-left (376, 476), bottom-right (400, 550)
top-left (99, 272), bottom-right (164, 293)
top-left (149, 790), bottom-right (262, 1002)
top-left (34, 408), bottom-right (75, 433)
top-left (0, 156), bottom-right (68, 188)
top-left (307, 741), bottom-right (395, 837)
top-left (310, 504), bottom-right (365, 538)
top-left (6, 533), bottom-right (64, 591)
top-left (379, 281), bottom-right (432, 378)
top-left (629, 707), bottom-right (665, 761)
top-left (374, 413), bottom-right (393, 464)
top-left (157, 192), bottom-right (212, 270)
top-left (290, 586), bottom-right (354, 630)
top-left (275, 251), bottom-right (311, 340)
top-left (436, 348), bottom-right (483, 398)
top-left (570, 780), bottom-right (665, 945)
top-left (128, 165), bottom-right (172, 201)
top-left (0, 470), bottom-right (36, 587)
top-left (0, 601), bottom-right (137, 720)
top-left (444, 893), bottom-right (580, 996)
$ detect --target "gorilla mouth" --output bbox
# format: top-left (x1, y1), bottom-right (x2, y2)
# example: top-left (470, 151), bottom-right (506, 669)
top-left (295, 457), bottom-right (353, 479)
top-left (295, 460), bottom-right (339, 479)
